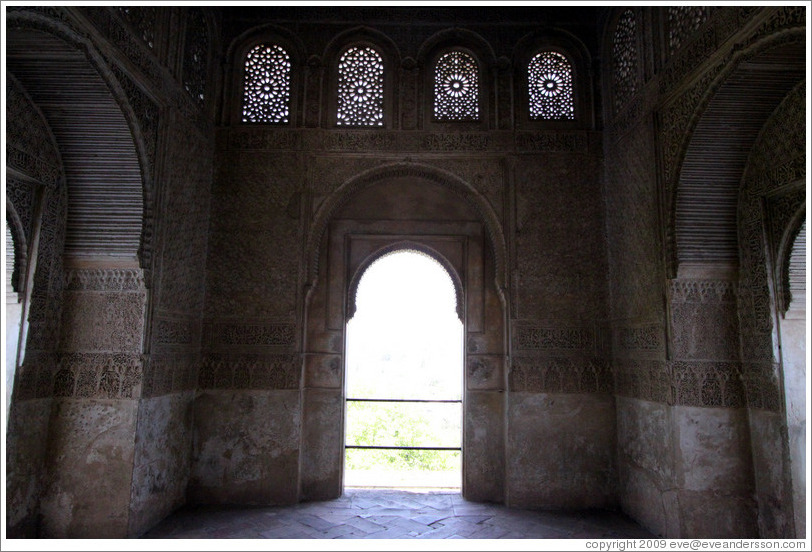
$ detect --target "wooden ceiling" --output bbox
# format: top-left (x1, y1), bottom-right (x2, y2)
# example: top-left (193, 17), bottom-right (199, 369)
top-left (675, 40), bottom-right (806, 270)
top-left (6, 28), bottom-right (143, 261)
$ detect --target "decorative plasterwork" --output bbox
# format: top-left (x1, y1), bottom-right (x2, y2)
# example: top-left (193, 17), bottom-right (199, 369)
top-left (615, 324), bottom-right (665, 354)
top-left (198, 353), bottom-right (300, 390)
top-left (514, 324), bottom-right (596, 352)
top-left (736, 79), bottom-right (806, 412)
top-left (204, 322), bottom-right (296, 348)
top-left (304, 162), bottom-right (508, 301)
top-left (612, 359), bottom-right (747, 408)
top-left (510, 357), bottom-right (612, 394)
top-left (142, 353), bottom-right (198, 397)
top-left (659, 7), bottom-right (805, 277)
top-left (613, 359), bottom-right (671, 404)
top-left (223, 128), bottom-right (598, 155)
top-left (52, 353), bottom-right (144, 399)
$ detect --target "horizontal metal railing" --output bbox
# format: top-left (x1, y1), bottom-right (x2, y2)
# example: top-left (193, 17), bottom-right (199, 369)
top-left (345, 397), bottom-right (462, 451)
top-left (346, 398), bottom-right (461, 403)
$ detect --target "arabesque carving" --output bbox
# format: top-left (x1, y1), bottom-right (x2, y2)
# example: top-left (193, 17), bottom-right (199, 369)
top-left (511, 357), bottom-right (611, 394)
top-left (515, 325), bottom-right (595, 351)
top-left (670, 361), bottom-right (744, 408)
top-left (52, 352), bottom-right (143, 399)
top-left (198, 354), bottom-right (300, 390)
top-left (737, 80), bottom-right (805, 412)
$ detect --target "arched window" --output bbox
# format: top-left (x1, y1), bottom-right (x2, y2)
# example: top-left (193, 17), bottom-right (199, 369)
top-left (528, 51), bottom-right (574, 120)
top-left (337, 46), bottom-right (384, 126)
top-left (242, 44), bottom-right (291, 123)
top-left (433, 51), bottom-right (480, 121)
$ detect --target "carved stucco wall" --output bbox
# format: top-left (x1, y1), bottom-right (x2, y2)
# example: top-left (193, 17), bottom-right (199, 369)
top-left (602, 5), bottom-right (806, 539)
top-left (192, 129), bottom-right (303, 505)
top-left (198, 9), bottom-right (612, 507)
top-left (5, 6), bottom-right (216, 538)
top-left (605, 110), bottom-right (675, 534)
top-left (5, 71), bottom-right (65, 539)
top-left (131, 106), bottom-right (215, 536)
top-left (4, 5), bottom-right (805, 540)
top-left (738, 80), bottom-right (806, 538)
top-left (196, 111), bottom-right (612, 506)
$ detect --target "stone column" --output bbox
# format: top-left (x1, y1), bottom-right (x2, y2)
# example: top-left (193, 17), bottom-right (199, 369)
top-left (666, 277), bottom-right (756, 537)
top-left (39, 266), bottom-right (147, 538)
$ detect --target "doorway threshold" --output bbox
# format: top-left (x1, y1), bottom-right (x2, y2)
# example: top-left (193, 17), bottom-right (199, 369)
top-left (344, 468), bottom-right (461, 492)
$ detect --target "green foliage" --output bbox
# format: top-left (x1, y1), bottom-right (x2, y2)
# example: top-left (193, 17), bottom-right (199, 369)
top-left (345, 401), bottom-right (461, 472)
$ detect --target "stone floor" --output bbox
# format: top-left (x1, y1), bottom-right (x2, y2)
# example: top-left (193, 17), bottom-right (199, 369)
top-left (142, 488), bottom-right (653, 540)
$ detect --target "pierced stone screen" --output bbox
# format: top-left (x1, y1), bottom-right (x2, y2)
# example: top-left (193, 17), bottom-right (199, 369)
top-left (434, 51), bottom-right (480, 121)
top-left (668, 6), bottom-right (711, 55)
top-left (242, 44), bottom-right (291, 123)
top-left (612, 9), bottom-right (638, 115)
top-left (337, 46), bottom-right (384, 126)
top-left (528, 51), bottom-right (574, 120)
top-left (182, 7), bottom-right (209, 105)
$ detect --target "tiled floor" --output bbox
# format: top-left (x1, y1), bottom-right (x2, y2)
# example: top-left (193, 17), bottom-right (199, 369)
top-left (141, 488), bottom-right (653, 539)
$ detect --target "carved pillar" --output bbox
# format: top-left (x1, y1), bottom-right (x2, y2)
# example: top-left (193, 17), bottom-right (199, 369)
top-left (304, 55), bottom-right (323, 128)
top-left (665, 277), bottom-right (755, 537)
top-left (399, 57), bottom-right (418, 130)
top-left (495, 56), bottom-right (512, 130)
top-left (39, 266), bottom-right (147, 538)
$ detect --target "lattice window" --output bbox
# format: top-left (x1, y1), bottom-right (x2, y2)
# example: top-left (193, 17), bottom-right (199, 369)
top-left (786, 221), bottom-right (806, 313)
top-left (6, 224), bottom-right (16, 292)
top-left (117, 6), bottom-right (157, 49)
top-left (337, 46), bottom-right (384, 126)
top-left (182, 8), bottom-right (209, 105)
top-left (528, 51), bottom-right (574, 120)
top-left (434, 51), bottom-right (480, 121)
top-left (668, 6), bottom-right (711, 55)
top-left (242, 44), bottom-right (292, 123)
top-left (611, 9), bottom-right (639, 115)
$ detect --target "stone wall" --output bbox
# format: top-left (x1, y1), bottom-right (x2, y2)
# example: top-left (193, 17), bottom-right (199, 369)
top-left (738, 80), bottom-right (806, 538)
top-left (4, 5), bottom-right (805, 540)
top-left (39, 268), bottom-right (146, 537)
top-left (5, 54), bottom-right (66, 539)
top-left (130, 106), bottom-right (215, 535)
top-left (604, 5), bottom-right (804, 538)
top-left (5, 6), bottom-right (216, 537)
top-left (198, 116), bottom-right (610, 505)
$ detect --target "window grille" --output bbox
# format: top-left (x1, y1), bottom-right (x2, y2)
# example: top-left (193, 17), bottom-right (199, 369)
top-left (242, 44), bottom-right (291, 123)
top-left (434, 51), bottom-right (480, 121)
top-left (528, 51), bottom-right (574, 120)
top-left (337, 46), bottom-right (385, 126)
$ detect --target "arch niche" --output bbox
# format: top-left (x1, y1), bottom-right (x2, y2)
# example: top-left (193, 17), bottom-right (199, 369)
top-left (300, 163), bottom-right (508, 504)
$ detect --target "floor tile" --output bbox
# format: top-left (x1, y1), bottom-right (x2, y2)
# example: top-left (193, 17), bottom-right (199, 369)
top-left (141, 488), bottom-right (653, 540)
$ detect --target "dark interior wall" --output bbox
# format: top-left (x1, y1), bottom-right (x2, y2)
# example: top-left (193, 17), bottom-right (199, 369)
top-left (603, 5), bottom-right (806, 538)
top-left (3, 5), bottom-right (806, 540)
top-left (738, 80), bottom-right (806, 538)
top-left (194, 6), bottom-right (613, 509)
top-left (5, 71), bottom-right (64, 539)
top-left (5, 6), bottom-right (217, 537)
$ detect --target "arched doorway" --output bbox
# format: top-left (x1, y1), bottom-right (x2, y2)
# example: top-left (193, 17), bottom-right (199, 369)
top-left (344, 249), bottom-right (464, 490)
top-left (300, 164), bottom-right (508, 503)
